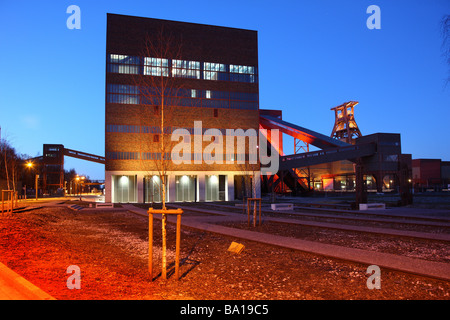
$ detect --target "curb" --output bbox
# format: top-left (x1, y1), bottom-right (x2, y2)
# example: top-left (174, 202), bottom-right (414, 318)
top-left (0, 263), bottom-right (55, 300)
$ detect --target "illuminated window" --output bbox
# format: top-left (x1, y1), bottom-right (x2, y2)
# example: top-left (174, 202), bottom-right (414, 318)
top-left (144, 57), bottom-right (169, 76)
top-left (108, 54), bottom-right (140, 74)
top-left (144, 175), bottom-right (168, 203)
top-left (112, 175), bottom-right (137, 203)
top-left (172, 59), bottom-right (201, 79)
top-left (206, 175), bottom-right (226, 201)
top-left (175, 175), bottom-right (196, 201)
top-left (230, 64), bottom-right (257, 83)
top-left (107, 53), bottom-right (257, 84)
top-left (203, 62), bottom-right (227, 81)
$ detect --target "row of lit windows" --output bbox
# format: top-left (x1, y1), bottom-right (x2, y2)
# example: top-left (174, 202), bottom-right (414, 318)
top-left (143, 57), bottom-right (169, 76)
top-left (204, 62), bottom-right (227, 81)
top-left (107, 54), bottom-right (257, 83)
top-left (172, 59), bottom-right (201, 79)
top-left (145, 57), bottom-right (169, 67)
top-left (230, 64), bottom-right (256, 74)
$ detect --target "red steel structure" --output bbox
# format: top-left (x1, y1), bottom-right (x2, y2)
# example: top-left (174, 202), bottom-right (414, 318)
top-left (259, 108), bottom-right (412, 206)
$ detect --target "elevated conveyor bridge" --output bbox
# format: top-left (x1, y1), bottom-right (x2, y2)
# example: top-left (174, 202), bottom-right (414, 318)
top-left (259, 110), bottom-right (412, 206)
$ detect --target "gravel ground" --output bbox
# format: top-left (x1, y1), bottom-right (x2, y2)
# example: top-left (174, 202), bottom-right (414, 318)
top-left (0, 206), bottom-right (449, 300)
top-left (218, 221), bottom-right (450, 263)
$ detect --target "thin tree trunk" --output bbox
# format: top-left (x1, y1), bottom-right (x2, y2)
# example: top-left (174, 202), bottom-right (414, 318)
top-left (161, 213), bottom-right (167, 280)
top-left (160, 76), bottom-right (167, 279)
top-left (4, 148), bottom-right (10, 190)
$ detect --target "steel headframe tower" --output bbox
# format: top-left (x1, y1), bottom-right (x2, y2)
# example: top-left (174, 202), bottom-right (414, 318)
top-left (330, 101), bottom-right (362, 144)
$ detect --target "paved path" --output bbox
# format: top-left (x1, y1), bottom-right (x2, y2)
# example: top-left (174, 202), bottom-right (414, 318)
top-left (123, 204), bottom-right (450, 281)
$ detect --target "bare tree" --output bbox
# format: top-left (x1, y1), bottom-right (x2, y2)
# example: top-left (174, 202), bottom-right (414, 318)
top-left (0, 137), bottom-right (27, 196)
top-left (134, 28), bottom-right (203, 279)
top-left (135, 29), bottom-right (193, 209)
top-left (0, 138), bottom-right (15, 190)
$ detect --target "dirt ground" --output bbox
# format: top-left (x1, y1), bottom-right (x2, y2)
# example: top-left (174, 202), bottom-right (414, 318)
top-left (0, 206), bottom-right (449, 300)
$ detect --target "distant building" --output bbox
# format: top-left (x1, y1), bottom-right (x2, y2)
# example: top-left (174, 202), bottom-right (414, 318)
top-left (42, 144), bottom-right (65, 192)
top-left (412, 159), bottom-right (450, 191)
top-left (105, 14), bottom-right (260, 203)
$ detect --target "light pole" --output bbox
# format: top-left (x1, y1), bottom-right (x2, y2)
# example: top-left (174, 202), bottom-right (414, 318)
top-left (76, 176), bottom-right (80, 195)
top-left (69, 176), bottom-right (79, 196)
top-left (35, 174), bottom-right (39, 201)
top-left (25, 162), bottom-right (39, 201)
top-left (25, 162), bottom-right (32, 200)
top-left (77, 176), bottom-right (85, 195)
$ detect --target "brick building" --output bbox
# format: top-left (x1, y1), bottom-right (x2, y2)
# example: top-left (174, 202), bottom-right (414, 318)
top-left (412, 159), bottom-right (450, 191)
top-left (105, 14), bottom-right (261, 203)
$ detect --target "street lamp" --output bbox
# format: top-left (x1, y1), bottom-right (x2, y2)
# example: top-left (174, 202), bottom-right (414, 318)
top-left (75, 176), bottom-right (80, 195)
top-left (25, 161), bottom-right (39, 201)
top-left (69, 176), bottom-right (79, 196)
top-left (25, 162), bottom-right (33, 199)
top-left (74, 176), bottom-right (85, 197)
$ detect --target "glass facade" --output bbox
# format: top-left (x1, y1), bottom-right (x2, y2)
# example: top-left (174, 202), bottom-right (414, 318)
top-left (175, 175), bottom-right (196, 201)
top-left (144, 175), bottom-right (168, 203)
top-left (205, 174), bottom-right (227, 201)
top-left (112, 175), bottom-right (137, 203)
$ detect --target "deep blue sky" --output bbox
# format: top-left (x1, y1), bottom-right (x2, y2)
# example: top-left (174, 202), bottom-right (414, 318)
top-left (0, 0), bottom-right (449, 180)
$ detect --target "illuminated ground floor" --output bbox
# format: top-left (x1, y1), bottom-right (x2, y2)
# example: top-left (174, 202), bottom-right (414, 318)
top-left (105, 170), bottom-right (261, 203)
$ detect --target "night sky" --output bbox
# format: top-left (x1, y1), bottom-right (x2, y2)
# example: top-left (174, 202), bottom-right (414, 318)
top-left (0, 0), bottom-right (449, 180)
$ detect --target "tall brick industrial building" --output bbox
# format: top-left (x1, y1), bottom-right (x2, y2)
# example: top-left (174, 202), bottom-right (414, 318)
top-left (105, 14), bottom-right (261, 203)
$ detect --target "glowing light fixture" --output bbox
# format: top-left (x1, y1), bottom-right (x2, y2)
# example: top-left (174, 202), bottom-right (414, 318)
top-left (181, 175), bottom-right (189, 184)
top-left (120, 175), bottom-right (129, 186)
